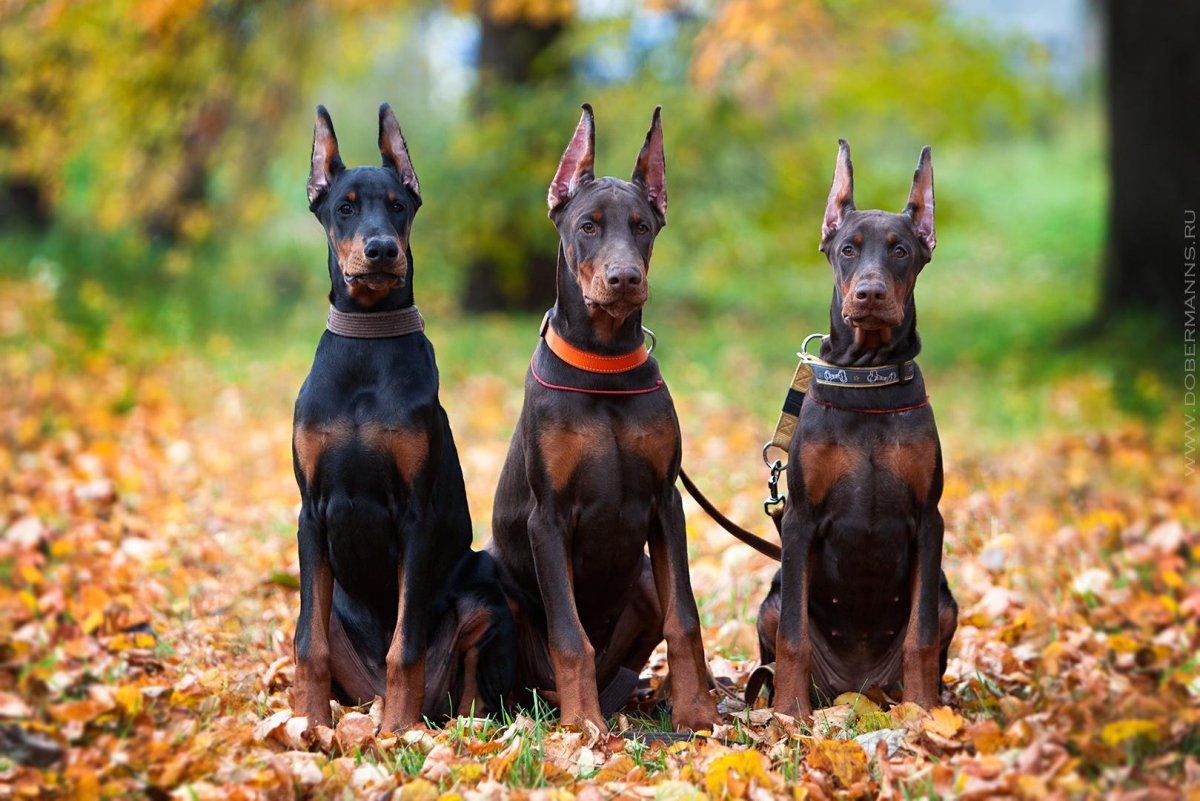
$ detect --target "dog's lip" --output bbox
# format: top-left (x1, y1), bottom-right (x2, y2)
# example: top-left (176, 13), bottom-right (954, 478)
top-left (584, 289), bottom-right (648, 309)
top-left (844, 312), bottom-right (896, 329)
top-left (344, 271), bottom-right (404, 285)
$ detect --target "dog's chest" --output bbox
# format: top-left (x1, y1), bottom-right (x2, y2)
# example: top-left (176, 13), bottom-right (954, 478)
top-left (536, 413), bottom-right (677, 494)
top-left (798, 426), bottom-right (937, 509)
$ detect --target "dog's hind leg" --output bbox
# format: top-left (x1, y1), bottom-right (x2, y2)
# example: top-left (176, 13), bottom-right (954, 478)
top-left (328, 607), bottom-right (385, 705)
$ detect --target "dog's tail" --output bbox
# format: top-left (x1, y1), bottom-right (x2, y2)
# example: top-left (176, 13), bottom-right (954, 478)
top-left (678, 468), bottom-right (781, 561)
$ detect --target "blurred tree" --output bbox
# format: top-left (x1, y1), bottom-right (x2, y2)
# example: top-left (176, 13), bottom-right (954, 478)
top-left (1100, 0), bottom-right (1199, 328)
top-left (457, 0), bottom-right (571, 312)
top-left (0, 0), bottom-right (318, 242)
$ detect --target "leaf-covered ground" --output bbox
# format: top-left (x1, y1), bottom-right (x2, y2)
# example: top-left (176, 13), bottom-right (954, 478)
top-left (1, 288), bottom-right (1197, 799)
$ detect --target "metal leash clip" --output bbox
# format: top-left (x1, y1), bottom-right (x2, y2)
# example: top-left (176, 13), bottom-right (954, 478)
top-left (763, 454), bottom-right (786, 517)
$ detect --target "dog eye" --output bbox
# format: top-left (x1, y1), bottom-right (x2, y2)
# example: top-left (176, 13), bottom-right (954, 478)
top-left (337, 202), bottom-right (354, 216)
top-left (840, 244), bottom-right (856, 257)
top-left (893, 245), bottom-right (908, 258)
top-left (635, 222), bottom-right (651, 235)
top-left (580, 221), bottom-right (597, 234)
top-left (390, 201), bottom-right (405, 213)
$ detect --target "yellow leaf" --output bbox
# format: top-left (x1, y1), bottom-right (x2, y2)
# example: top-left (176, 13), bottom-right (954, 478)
top-left (18, 565), bottom-right (41, 587)
top-left (81, 609), bottom-right (106, 635)
top-left (1161, 569), bottom-right (1183, 589)
top-left (832, 692), bottom-right (881, 715)
top-left (115, 685), bottom-right (142, 716)
top-left (399, 779), bottom-right (439, 801)
top-left (107, 632), bottom-right (156, 652)
top-left (18, 591), bottom-right (38, 614)
top-left (923, 706), bottom-right (964, 739)
top-left (1100, 719), bottom-right (1160, 747)
top-left (808, 739), bottom-right (867, 788)
top-left (705, 749), bottom-right (768, 797)
top-left (1106, 634), bottom-right (1141, 654)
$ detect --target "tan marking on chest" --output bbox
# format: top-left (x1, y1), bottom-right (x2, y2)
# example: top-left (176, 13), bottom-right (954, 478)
top-left (362, 424), bottom-right (430, 486)
top-left (800, 441), bottom-right (862, 505)
top-left (875, 438), bottom-right (937, 501)
top-left (616, 418), bottom-right (677, 479)
top-left (539, 423), bottom-right (607, 492)
top-left (294, 420), bottom-right (353, 484)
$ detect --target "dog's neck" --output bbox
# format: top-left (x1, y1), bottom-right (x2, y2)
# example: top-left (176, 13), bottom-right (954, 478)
top-left (326, 245), bottom-right (416, 313)
top-left (822, 288), bottom-right (921, 367)
top-left (551, 246), bottom-right (645, 355)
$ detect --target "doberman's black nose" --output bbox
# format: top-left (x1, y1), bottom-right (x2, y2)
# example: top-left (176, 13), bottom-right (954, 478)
top-left (854, 281), bottom-right (887, 302)
top-left (364, 237), bottom-right (400, 264)
top-left (606, 266), bottom-right (643, 290)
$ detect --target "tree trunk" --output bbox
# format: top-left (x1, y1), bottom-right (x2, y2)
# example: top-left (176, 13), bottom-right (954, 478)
top-left (460, 9), bottom-right (564, 313)
top-left (1100, 0), bottom-right (1200, 328)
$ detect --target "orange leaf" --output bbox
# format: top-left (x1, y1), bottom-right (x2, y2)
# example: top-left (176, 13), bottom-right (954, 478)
top-left (48, 698), bottom-right (113, 724)
top-left (923, 706), bottom-right (964, 739)
top-left (808, 739), bottom-right (868, 788)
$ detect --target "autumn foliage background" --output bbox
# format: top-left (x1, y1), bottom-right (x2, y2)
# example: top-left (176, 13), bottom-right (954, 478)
top-left (0, 1), bottom-right (1195, 798)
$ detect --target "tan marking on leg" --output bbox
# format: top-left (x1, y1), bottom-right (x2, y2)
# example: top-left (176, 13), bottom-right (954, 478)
top-left (902, 567), bottom-right (938, 708)
top-left (383, 562), bottom-right (426, 730)
top-left (455, 605), bottom-right (492, 716)
top-left (362, 424), bottom-right (429, 486)
top-left (876, 438), bottom-right (937, 501)
top-left (538, 423), bottom-right (605, 492)
top-left (294, 420), bottom-right (353, 484)
top-left (293, 561), bottom-right (334, 725)
top-left (800, 441), bottom-right (861, 505)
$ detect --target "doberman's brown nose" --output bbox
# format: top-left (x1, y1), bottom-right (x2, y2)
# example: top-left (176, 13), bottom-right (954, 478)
top-left (854, 280), bottom-right (887, 303)
top-left (606, 266), bottom-right (643, 290)
top-left (364, 237), bottom-right (400, 264)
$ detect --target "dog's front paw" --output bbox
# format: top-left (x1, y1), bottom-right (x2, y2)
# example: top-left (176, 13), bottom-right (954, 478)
top-left (291, 685), bottom-right (333, 729)
top-left (671, 698), bottom-right (718, 733)
top-left (559, 707), bottom-right (609, 738)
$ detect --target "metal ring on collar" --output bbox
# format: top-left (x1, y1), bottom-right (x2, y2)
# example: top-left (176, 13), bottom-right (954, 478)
top-left (641, 326), bottom-right (657, 355)
top-left (799, 333), bottom-right (824, 360)
top-left (762, 441), bottom-right (788, 469)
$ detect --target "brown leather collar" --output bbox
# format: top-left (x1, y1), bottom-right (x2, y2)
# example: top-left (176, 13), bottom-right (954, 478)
top-left (326, 305), bottom-right (424, 338)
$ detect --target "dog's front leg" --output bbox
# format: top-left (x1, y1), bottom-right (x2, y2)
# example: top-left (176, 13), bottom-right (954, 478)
top-left (774, 501), bottom-right (817, 719)
top-left (382, 436), bottom-right (437, 731)
top-left (293, 504), bottom-right (334, 726)
top-left (528, 504), bottom-right (606, 733)
top-left (902, 504), bottom-right (945, 709)
top-left (649, 489), bottom-right (717, 732)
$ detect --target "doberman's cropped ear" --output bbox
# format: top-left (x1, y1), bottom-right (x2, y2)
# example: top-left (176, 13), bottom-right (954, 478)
top-left (378, 103), bottom-right (422, 207)
top-left (820, 139), bottom-right (855, 249)
top-left (904, 146), bottom-right (935, 254)
top-left (631, 106), bottom-right (667, 226)
top-left (548, 104), bottom-right (595, 215)
top-left (308, 105), bottom-right (346, 210)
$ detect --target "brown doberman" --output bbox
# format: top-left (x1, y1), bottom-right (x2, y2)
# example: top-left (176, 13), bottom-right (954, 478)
top-left (488, 105), bottom-right (717, 734)
top-left (292, 104), bottom-right (514, 731)
top-left (757, 141), bottom-right (958, 717)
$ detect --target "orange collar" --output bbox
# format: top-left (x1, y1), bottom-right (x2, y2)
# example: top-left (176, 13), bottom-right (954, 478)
top-left (541, 316), bottom-right (649, 374)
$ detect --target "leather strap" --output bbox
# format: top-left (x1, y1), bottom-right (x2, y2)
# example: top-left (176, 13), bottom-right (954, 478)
top-left (808, 359), bottom-right (916, 388)
top-left (326, 305), bottom-right (424, 338)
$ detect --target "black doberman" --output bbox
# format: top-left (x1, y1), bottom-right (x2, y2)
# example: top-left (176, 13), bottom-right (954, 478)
top-left (488, 105), bottom-right (717, 734)
top-left (757, 141), bottom-right (958, 717)
top-left (292, 104), bottom-right (513, 730)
